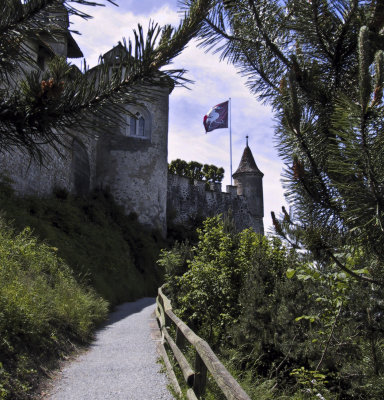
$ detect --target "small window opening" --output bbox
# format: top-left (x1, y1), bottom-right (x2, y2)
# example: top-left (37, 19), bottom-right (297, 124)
top-left (37, 45), bottom-right (51, 70)
top-left (129, 112), bottom-right (146, 138)
top-left (138, 116), bottom-right (145, 136)
top-left (130, 116), bottom-right (137, 136)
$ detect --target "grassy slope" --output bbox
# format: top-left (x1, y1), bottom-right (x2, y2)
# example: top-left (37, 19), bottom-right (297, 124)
top-left (0, 180), bottom-right (167, 399)
top-left (0, 218), bottom-right (109, 399)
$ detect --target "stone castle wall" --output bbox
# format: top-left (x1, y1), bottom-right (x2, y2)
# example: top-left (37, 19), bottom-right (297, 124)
top-left (0, 132), bottom-right (97, 197)
top-left (95, 88), bottom-right (170, 236)
top-left (167, 173), bottom-right (264, 234)
top-left (0, 6), bottom-right (263, 238)
top-left (0, 87), bottom-right (170, 236)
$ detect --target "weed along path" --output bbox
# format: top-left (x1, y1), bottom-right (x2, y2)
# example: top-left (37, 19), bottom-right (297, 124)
top-left (44, 297), bottom-right (174, 400)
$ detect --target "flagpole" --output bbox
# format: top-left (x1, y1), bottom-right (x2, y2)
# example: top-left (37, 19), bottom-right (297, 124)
top-left (229, 97), bottom-right (233, 185)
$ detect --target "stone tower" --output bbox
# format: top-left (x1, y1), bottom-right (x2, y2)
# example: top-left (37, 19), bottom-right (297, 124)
top-left (232, 142), bottom-right (264, 234)
top-left (94, 45), bottom-right (173, 236)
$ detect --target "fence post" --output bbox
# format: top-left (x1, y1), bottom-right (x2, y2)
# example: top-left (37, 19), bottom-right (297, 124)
top-left (193, 351), bottom-right (207, 397)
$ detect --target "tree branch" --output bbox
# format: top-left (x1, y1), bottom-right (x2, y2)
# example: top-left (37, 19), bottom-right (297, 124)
top-left (327, 250), bottom-right (383, 286)
top-left (247, 0), bottom-right (292, 68)
top-left (316, 304), bottom-right (342, 370)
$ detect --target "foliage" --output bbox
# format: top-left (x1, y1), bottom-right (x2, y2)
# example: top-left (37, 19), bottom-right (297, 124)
top-left (157, 240), bottom-right (193, 301)
top-left (0, 217), bottom-right (108, 400)
top-left (169, 158), bottom-right (225, 183)
top-left (202, 162), bottom-right (225, 183)
top-left (285, 257), bottom-right (384, 398)
top-left (159, 215), bottom-right (384, 399)
top-left (177, 3), bottom-right (384, 395)
top-left (159, 215), bottom-right (306, 346)
top-left (171, 216), bottom-right (241, 343)
top-left (191, 0), bottom-right (384, 284)
top-left (0, 0), bottom-right (213, 159)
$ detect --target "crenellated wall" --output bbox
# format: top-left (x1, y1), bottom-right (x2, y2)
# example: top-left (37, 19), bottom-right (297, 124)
top-left (167, 173), bottom-right (264, 234)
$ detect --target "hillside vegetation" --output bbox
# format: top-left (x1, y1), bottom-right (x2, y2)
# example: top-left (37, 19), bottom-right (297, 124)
top-left (0, 218), bottom-right (107, 399)
top-left (0, 179), bottom-right (166, 399)
top-left (159, 215), bottom-right (384, 399)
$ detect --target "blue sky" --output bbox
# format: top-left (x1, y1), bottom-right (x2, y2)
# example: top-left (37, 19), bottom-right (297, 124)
top-left (71, 0), bottom-right (288, 231)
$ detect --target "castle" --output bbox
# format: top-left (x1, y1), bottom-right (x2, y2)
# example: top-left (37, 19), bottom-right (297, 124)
top-left (1, 5), bottom-right (264, 236)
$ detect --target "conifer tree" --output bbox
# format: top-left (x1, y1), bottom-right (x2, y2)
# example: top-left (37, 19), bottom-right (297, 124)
top-left (0, 0), bottom-right (213, 160)
top-left (191, 0), bottom-right (384, 284)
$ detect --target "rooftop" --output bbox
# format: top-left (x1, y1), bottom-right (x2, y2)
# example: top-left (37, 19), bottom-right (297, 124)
top-left (233, 145), bottom-right (263, 177)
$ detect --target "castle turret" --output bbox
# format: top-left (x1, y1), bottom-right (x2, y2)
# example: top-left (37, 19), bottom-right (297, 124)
top-left (232, 140), bottom-right (264, 234)
top-left (94, 45), bottom-right (172, 236)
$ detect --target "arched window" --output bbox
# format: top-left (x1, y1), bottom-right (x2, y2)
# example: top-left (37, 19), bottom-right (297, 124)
top-left (129, 112), bottom-right (147, 138)
top-left (138, 116), bottom-right (145, 136)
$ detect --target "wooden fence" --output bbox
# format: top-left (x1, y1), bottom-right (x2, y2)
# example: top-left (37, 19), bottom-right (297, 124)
top-left (156, 285), bottom-right (251, 400)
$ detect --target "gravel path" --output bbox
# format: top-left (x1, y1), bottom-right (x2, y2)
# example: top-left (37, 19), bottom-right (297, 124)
top-left (45, 297), bottom-right (174, 400)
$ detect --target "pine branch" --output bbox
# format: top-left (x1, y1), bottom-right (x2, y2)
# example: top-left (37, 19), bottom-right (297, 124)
top-left (247, 0), bottom-right (292, 69)
top-left (311, 0), bottom-right (334, 63)
top-left (327, 250), bottom-right (383, 286)
top-left (368, 0), bottom-right (384, 34)
top-left (332, 0), bottom-right (358, 81)
top-left (316, 304), bottom-right (342, 371)
top-left (0, 0), bottom-right (213, 159)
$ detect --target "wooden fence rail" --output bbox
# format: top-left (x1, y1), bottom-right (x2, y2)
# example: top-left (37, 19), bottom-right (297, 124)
top-left (156, 285), bottom-right (251, 400)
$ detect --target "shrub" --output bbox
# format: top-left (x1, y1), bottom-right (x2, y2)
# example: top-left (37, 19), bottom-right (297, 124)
top-left (0, 218), bottom-right (108, 399)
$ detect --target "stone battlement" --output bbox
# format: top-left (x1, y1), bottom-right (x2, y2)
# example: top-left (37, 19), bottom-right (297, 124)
top-left (167, 173), bottom-right (264, 234)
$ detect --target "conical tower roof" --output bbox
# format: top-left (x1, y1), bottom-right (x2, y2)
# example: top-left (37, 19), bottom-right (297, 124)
top-left (233, 145), bottom-right (263, 178)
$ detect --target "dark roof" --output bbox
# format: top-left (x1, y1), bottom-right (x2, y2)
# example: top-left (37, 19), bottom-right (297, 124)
top-left (67, 32), bottom-right (83, 58)
top-left (94, 43), bottom-right (175, 94)
top-left (101, 43), bottom-right (131, 64)
top-left (233, 145), bottom-right (263, 177)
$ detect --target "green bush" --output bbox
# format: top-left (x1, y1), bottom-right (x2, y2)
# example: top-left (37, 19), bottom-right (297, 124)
top-left (0, 218), bottom-right (108, 399)
top-left (159, 216), bottom-right (384, 399)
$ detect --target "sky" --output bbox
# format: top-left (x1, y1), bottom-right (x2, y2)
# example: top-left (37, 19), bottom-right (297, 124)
top-left (70, 0), bottom-right (288, 231)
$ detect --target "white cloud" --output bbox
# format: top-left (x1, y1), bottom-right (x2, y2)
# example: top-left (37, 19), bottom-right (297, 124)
top-left (71, 4), bottom-right (288, 231)
top-left (71, 4), bottom-right (180, 68)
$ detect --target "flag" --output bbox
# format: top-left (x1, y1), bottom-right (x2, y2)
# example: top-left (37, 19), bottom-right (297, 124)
top-left (203, 101), bottom-right (229, 133)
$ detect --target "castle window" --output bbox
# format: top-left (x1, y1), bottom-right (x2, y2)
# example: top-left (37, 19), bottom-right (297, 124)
top-left (138, 116), bottom-right (145, 136)
top-left (129, 112), bottom-right (148, 138)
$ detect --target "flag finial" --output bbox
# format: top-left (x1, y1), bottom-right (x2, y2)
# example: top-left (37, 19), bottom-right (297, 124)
top-left (246, 135), bottom-right (249, 147)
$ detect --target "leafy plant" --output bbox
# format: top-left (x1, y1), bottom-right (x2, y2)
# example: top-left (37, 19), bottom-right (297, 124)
top-left (160, 214), bottom-right (384, 398)
top-left (169, 159), bottom-right (225, 183)
top-left (0, 218), bottom-right (108, 399)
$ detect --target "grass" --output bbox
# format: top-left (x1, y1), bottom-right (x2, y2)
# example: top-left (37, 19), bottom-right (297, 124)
top-left (0, 219), bottom-right (108, 399)
top-left (0, 178), bottom-right (168, 399)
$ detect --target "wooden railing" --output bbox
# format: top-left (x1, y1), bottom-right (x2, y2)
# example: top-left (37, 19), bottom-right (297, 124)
top-left (156, 285), bottom-right (251, 400)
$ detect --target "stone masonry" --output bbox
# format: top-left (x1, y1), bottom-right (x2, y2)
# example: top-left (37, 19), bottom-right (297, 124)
top-left (0, 5), bottom-right (264, 236)
top-left (167, 145), bottom-right (264, 235)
